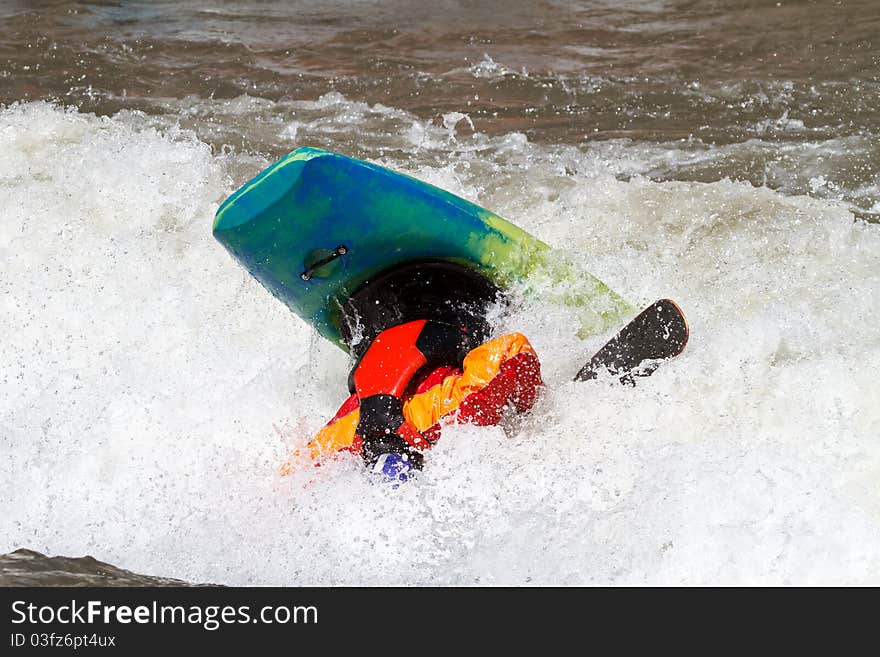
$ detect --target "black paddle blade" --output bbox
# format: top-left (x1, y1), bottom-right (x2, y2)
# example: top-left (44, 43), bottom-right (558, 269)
top-left (574, 299), bottom-right (689, 384)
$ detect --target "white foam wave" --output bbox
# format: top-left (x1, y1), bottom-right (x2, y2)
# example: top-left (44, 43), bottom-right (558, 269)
top-left (2, 101), bottom-right (879, 584)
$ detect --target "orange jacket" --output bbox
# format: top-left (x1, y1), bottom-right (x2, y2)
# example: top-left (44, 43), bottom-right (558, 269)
top-left (281, 332), bottom-right (542, 474)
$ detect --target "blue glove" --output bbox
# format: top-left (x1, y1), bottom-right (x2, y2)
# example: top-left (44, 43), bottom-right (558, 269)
top-left (370, 452), bottom-right (416, 486)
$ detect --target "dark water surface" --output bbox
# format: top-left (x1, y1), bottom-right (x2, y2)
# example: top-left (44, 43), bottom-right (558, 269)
top-left (4, 1), bottom-right (878, 136)
top-left (3, 1), bottom-right (878, 217)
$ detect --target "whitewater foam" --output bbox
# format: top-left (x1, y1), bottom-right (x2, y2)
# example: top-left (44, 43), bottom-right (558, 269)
top-left (2, 100), bottom-right (879, 584)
